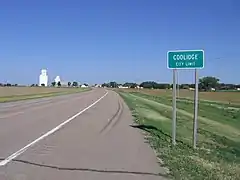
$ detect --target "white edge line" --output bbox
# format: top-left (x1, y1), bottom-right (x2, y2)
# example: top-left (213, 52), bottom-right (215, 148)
top-left (0, 91), bottom-right (108, 166)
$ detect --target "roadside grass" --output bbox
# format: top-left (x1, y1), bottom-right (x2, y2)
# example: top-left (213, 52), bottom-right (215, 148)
top-left (120, 88), bottom-right (240, 105)
top-left (131, 92), bottom-right (240, 130)
top-left (118, 91), bottom-right (240, 180)
top-left (0, 87), bottom-right (90, 103)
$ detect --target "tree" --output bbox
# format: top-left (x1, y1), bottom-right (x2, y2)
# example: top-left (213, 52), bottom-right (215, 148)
top-left (123, 82), bottom-right (138, 88)
top-left (109, 82), bottom-right (118, 88)
top-left (68, 82), bottom-right (71, 87)
top-left (102, 83), bottom-right (110, 88)
top-left (180, 84), bottom-right (189, 89)
top-left (222, 84), bottom-right (236, 90)
top-left (83, 83), bottom-right (88, 86)
top-left (51, 82), bottom-right (56, 87)
top-left (72, 81), bottom-right (78, 87)
top-left (140, 81), bottom-right (151, 88)
top-left (4, 83), bottom-right (12, 86)
top-left (189, 84), bottom-right (195, 88)
top-left (199, 76), bottom-right (220, 91)
top-left (57, 81), bottom-right (61, 87)
top-left (140, 81), bottom-right (159, 89)
top-left (154, 83), bottom-right (170, 89)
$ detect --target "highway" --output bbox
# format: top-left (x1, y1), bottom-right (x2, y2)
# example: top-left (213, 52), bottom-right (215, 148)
top-left (0, 89), bottom-right (168, 180)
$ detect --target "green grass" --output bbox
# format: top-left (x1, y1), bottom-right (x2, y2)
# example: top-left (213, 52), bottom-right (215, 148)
top-left (0, 88), bottom-right (90, 103)
top-left (118, 91), bottom-right (240, 180)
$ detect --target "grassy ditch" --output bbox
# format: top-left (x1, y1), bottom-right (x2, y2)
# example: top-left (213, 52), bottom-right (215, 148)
top-left (118, 91), bottom-right (240, 180)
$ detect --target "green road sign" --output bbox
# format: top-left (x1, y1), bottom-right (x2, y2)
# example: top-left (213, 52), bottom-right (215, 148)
top-left (167, 50), bottom-right (204, 69)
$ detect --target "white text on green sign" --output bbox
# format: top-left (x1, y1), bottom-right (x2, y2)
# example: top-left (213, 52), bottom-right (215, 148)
top-left (167, 50), bottom-right (204, 69)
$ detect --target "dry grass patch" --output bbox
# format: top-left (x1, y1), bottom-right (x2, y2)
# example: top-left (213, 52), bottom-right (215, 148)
top-left (0, 87), bottom-right (90, 102)
top-left (0, 87), bottom-right (81, 96)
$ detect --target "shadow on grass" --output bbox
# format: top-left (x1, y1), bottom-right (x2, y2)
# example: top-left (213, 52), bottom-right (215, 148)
top-left (130, 124), bottom-right (192, 149)
top-left (131, 124), bottom-right (240, 163)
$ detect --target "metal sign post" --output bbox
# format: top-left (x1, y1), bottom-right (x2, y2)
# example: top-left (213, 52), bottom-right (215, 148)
top-left (193, 69), bottom-right (199, 149)
top-left (172, 69), bottom-right (177, 145)
top-left (176, 70), bottom-right (180, 98)
top-left (167, 49), bottom-right (204, 148)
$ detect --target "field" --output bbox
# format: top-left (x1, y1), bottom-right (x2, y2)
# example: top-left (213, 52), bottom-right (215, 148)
top-left (0, 87), bottom-right (90, 102)
top-left (117, 88), bottom-right (240, 180)
top-left (121, 88), bottom-right (240, 105)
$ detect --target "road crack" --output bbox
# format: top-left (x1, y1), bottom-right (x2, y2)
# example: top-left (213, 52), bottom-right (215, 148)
top-left (0, 158), bottom-right (169, 178)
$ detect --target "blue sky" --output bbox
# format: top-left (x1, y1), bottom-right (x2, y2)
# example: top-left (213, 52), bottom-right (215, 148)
top-left (0, 0), bottom-right (239, 85)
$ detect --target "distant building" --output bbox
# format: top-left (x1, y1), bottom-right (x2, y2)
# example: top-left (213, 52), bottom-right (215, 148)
top-left (118, 85), bottom-right (129, 89)
top-left (135, 86), bottom-right (143, 89)
top-left (54, 76), bottom-right (61, 83)
top-left (95, 84), bottom-right (102, 88)
top-left (211, 88), bottom-right (216, 91)
top-left (81, 84), bottom-right (88, 88)
top-left (39, 69), bottom-right (48, 86)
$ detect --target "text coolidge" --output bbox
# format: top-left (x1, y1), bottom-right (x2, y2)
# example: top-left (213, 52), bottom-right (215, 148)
top-left (173, 54), bottom-right (198, 61)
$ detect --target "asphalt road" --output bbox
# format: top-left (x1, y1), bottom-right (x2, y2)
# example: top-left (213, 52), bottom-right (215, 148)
top-left (0, 89), bottom-right (168, 180)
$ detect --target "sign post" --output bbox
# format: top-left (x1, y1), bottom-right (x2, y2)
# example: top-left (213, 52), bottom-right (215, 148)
top-left (167, 50), bottom-right (204, 148)
top-left (176, 70), bottom-right (180, 98)
top-left (172, 69), bottom-right (177, 145)
top-left (193, 69), bottom-right (199, 149)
